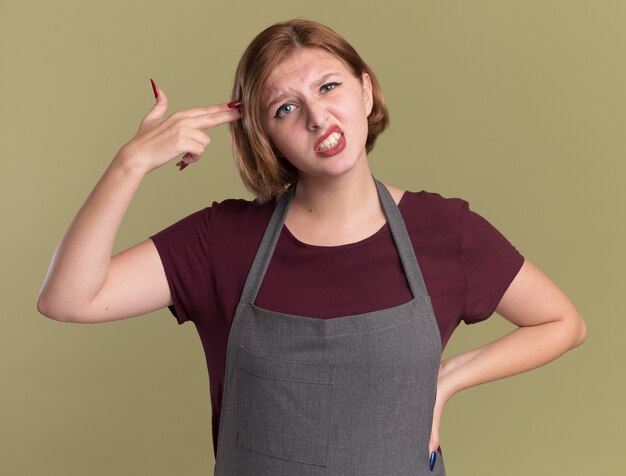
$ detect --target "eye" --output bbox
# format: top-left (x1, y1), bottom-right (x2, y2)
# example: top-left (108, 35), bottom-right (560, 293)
top-left (273, 103), bottom-right (296, 119)
top-left (321, 82), bottom-right (341, 93)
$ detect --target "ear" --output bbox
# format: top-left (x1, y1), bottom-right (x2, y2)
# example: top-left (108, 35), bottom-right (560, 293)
top-left (361, 72), bottom-right (374, 117)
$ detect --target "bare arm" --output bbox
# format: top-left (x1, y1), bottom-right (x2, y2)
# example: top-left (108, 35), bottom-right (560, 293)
top-left (37, 83), bottom-right (241, 323)
top-left (428, 259), bottom-right (587, 452)
top-left (36, 153), bottom-right (168, 323)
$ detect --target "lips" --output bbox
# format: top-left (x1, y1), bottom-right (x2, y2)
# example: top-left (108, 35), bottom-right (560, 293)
top-left (314, 124), bottom-right (343, 152)
top-left (311, 124), bottom-right (347, 158)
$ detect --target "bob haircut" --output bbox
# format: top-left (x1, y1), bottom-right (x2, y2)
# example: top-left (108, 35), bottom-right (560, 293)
top-left (229, 19), bottom-right (390, 203)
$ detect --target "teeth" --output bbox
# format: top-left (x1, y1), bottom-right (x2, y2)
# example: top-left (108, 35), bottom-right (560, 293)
top-left (318, 131), bottom-right (342, 151)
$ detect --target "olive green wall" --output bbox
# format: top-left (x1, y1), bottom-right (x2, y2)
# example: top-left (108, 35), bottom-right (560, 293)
top-left (2, 0), bottom-right (623, 474)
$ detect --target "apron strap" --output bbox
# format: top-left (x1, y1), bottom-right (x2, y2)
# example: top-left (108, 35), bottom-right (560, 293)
top-left (373, 178), bottom-right (430, 300)
top-left (239, 184), bottom-right (296, 305)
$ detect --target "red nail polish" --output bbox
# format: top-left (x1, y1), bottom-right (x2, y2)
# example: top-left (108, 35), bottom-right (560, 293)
top-left (178, 162), bottom-right (189, 171)
top-left (150, 78), bottom-right (159, 99)
top-left (227, 100), bottom-right (241, 109)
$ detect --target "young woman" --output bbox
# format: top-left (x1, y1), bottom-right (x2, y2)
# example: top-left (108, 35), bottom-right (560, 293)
top-left (37, 19), bottom-right (586, 475)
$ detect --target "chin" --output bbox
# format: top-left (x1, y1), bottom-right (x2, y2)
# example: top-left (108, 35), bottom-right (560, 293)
top-left (317, 154), bottom-right (366, 179)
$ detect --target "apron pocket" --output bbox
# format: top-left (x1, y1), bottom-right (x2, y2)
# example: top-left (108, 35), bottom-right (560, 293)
top-left (236, 346), bottom-right (334, 467)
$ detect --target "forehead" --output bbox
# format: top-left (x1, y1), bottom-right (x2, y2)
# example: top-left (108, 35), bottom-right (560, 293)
top-left (263, 48), bottom-right (353, 99)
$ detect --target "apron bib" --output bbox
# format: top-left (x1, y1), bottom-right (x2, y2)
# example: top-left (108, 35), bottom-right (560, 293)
top-left (214, 178), bottom-right (446, 475)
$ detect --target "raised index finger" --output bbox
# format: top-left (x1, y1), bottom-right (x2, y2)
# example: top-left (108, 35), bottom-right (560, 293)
top-left (192, 105), bottom-right (243, 130)
top-left (182, 101), bottom-right (241, 119)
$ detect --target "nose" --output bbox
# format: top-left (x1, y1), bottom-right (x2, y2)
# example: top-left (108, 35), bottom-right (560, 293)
top-left (305, 100), bottom-right (328, 131)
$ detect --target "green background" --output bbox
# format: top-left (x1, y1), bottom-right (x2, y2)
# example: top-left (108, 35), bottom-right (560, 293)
top-left (2, 1), bottom-right (623, 474)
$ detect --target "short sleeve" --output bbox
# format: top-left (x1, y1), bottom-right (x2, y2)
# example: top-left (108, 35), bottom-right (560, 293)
top-left (460, 201), bottom-right (524, 324)
top-left (149, 208), bottom-right (212, 325)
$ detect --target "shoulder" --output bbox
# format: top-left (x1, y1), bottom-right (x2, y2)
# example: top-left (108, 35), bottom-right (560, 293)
top-left (401, 189), bottom-right (466, 208)
top-left (170, 196), bottom-right (275, 228)
top-left (399, 189), bottom-right (468, 223)
top-left (210, 196), bottom-right (269, 213)
top-left (382, 182), bottom-right (467, 216)
top-left (150, 196), bottom-right (275, 249)
top-left (207, 197), bottom-right (275, 235)
top-left (183, 197), bottom-right (276, 257)
top-left (393, 189), bottom-right (469, 251)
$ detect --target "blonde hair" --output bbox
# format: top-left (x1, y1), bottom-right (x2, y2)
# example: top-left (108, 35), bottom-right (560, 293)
top-left (229, 19), bottom-right (390, 203)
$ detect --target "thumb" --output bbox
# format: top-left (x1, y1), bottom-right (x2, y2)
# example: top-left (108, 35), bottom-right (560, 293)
top-left (428, 422), bottom-right (440, 472)
top-left (429, 424), bottom-right (440, 455)
top-left (429, 395), bottom-right (442, 454)
top-left (145, 78), bottom-right (168, 119)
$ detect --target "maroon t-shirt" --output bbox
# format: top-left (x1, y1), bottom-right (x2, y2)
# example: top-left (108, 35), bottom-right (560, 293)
top-left (149, 190), bottom-right (524, 455)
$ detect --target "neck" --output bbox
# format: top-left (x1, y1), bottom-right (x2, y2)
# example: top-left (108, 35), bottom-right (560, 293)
top-left (291, 162), bottom-right (379, 223)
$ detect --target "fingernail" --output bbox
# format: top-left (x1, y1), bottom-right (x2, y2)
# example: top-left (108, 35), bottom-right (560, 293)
top-left (150, 78), bottom-right (159, 99)
top-left (178, 162), bottom-right (188, 171)
top-left (227, 100), bottom-right (241, 109)
top-left (429, 451), bottom-right (437, 471)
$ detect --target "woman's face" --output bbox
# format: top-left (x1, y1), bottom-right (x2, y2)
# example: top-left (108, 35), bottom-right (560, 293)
top-left (262, 47), bottom-right (373, 181)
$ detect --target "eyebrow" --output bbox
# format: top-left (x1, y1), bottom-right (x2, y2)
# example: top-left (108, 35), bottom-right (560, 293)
top-left (266, 73), bottom-right (340, 111)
